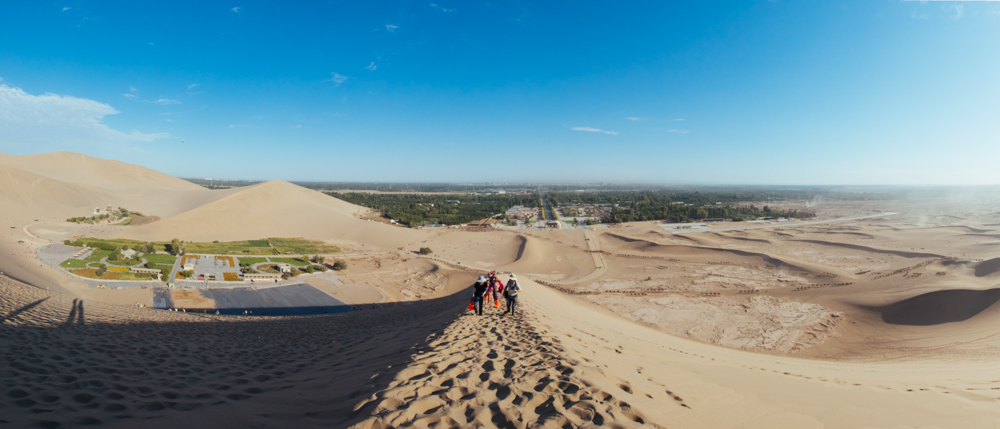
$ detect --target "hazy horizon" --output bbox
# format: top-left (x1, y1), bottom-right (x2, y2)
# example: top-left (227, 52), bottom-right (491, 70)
top-left (2, 1), bottom-right (999, 184)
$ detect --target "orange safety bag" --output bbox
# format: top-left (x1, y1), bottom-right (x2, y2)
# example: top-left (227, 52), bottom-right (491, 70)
top-left (467, 302), bottom-right (475, 310)
top-left (494, 299), bottom-right (500, 308)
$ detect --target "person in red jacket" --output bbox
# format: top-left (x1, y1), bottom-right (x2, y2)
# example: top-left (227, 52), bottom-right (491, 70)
top-left (485, 271), bottom-right (505, 310)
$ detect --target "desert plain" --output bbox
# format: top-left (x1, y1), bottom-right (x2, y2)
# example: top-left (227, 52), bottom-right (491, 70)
top-left (3, 152), bottom-right (1000, 428)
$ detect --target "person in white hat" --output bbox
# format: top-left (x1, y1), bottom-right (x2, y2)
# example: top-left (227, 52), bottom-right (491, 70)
top-left (504, 273), bottom-right (522, 316)
top-left (472, 275), bottom-right (490, 315)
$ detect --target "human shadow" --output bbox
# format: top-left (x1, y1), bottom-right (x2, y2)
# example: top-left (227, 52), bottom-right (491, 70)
top-left (63, 299), bottom-right (85, 326)
top-left (872, 288), bottom-right (1000, 326)
top-left (0, 280), bottom-right (476, 429)
top-left (0, 297), bottom-right (48, 323)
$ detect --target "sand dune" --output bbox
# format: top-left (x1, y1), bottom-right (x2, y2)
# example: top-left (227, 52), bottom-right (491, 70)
top-left (974, 257), bottom-right (1000, 277)
top-left (110, 179), bottom-right (423, 249)
top-left (0, 151), bottom-right (203, 192)
top-left (7, 152), bottom-right (1000, 427)
top-left (0, 165), bottom-right (116, 220)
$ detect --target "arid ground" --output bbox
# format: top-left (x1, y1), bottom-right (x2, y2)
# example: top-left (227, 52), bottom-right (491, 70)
top-left (3, 152), bottom-right (1000, 428)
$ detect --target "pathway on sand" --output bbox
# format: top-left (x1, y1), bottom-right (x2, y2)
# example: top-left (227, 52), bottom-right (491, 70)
top-left (661, 212), bottom-right (899, 234)
top-left (349, 305), bottom-right (651, 429)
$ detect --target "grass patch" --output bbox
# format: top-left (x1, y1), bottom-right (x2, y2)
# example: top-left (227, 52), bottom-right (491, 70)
top-left (184, 240), bottom-right (274, 255)
top-left (238, 257), bottom-right (268, 266)
top-left (68, 237), bottom-right (339, 256)
top-left (72, 269), bottom-right (120, 280)
top-left (270, 257), bottom-right (309, 267)
top-left (143, 253), bottom-right (177, 265)
top-left (70, 238), bottom-right (164, 252)
top-left (109, 258), bottom-right (143, 266)
top-left (82, 250), bottom-right (112, 263)
top-left (268, 238), bottom-right (340, 255)
top-left (116, 217), bottom-right (132, 226)
top-left (60, 259), bottom-right (88, 269)
top-left (117, 272), bottom-right (155, 281)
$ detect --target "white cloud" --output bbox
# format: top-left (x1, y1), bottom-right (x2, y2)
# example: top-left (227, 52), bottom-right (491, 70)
top-left (155, 99), bottom-right (182, 105)
top-left (327, 72), bottom-right (349, 86)
top-left (625, 117), bottom-right (642, 121)
top-left (386, 24), bottom-right (398, 32)
top-left (187, 83), bottom-right (199, 89)
top-left (667, 129), bottom-right (689, 134)
top-left (231, 6), bottom-right (241, 13)
top-left (0, 82), bottom-right (167, 148)
top-left (572, 127), bottom-right (617, 135)
top-left (365, 61), bottom-right (378, 71)
top-left (62, 7), bottom-right (70, 11)
top-left (953, 4), bottom-right (964, 19)
top-left (123, 93), bottom-right (137, 99)
top-left (676, 118), bottom-right (685, 121)
top-left (429, 3), bottom-right (455, 12)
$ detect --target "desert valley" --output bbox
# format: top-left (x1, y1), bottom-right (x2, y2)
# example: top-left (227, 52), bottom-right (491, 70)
top-left (2, 151), bottom-right (1000, 428)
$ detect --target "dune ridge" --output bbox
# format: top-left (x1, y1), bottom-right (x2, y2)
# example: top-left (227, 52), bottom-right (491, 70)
top-left (0, 151), bottom-right (203, 192)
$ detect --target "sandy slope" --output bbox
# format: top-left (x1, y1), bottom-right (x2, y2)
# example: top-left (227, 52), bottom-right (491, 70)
top-left (4, 271), bottom-right (1000, 428)
top-left (112, 179), bottom-right (423, 250)
top-left (0, 151), bottom-right (203, 192)
top-left (6, 151), bottom-right (1000, 427)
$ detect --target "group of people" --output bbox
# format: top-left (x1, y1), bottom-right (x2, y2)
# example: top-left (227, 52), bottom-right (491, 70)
top-left (470, 271), bottom-right (522, 316)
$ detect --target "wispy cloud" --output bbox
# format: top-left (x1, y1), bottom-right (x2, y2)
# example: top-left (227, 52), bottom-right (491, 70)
top-left (676, 118), bottom-right (685, 121)
top-left (572, 127), bottom-right (617, 135)
top-left (231, 6), bottom-right (241, 13)
top-left (187, 83), bottom-right (199, 89)
top-left (61, 7), bottom-right (70, 11)
top-left (326, 72), bottom-right (349, 86)
top-left (429, 3), bottom-right (456, 12)
top-left (667, 129), bottom-right (689, 134)
top-left (124, 87), bottom-right (139, 99)
top-left (123, 93), bottom-right (138, 99)
top-left (953, 4), bottom-right (964, 19)
top-left (0, 81), bottom-right (168, 147)
top-left (293, 125), bottom-right (302, 129)
top-left (386, 24), bottom-right (398, 32)
top-left (155, 99), bottom-right (182, 105)
top-left (365, 61), bottom-right (377, 71)
top-left (625, 117), bottom-right (642, 121)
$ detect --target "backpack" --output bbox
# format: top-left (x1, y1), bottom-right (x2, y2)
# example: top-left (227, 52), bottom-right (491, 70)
top-left (506, 281), bottom-right (520, 297)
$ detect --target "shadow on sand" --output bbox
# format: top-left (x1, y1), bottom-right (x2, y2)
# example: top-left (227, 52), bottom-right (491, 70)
top-left (0, 280), bottom-right (475, 429)
top-left (874, 288), bottom-right (1000, 326)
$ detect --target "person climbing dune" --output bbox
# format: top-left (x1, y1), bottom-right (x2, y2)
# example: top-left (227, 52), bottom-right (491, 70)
top-left (471, 275), bottom-right (489, 316)
top-left (505, 273), bottom-right (521, 316)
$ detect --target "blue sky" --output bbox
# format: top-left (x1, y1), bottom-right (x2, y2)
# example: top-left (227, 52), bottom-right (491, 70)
top-left (1, 1), bottom-right (999, 184)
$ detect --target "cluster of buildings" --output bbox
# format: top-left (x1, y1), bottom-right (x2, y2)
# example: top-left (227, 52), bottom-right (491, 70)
top-left (504, 205), bottom-right (540, 221)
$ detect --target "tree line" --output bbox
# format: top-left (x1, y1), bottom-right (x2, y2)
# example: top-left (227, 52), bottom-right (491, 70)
top-left (329, 192), bottom-right (539, 226)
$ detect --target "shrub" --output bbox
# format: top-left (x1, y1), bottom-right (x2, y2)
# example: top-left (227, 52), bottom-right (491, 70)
top-left (95, 264), bottom-right (107, 277)
top-left (333, 260), bottom-right (347, 271)
top-left (419, 247), bottom-right (433, 255)
top-left (305, 265), bottom-right (314, 274)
